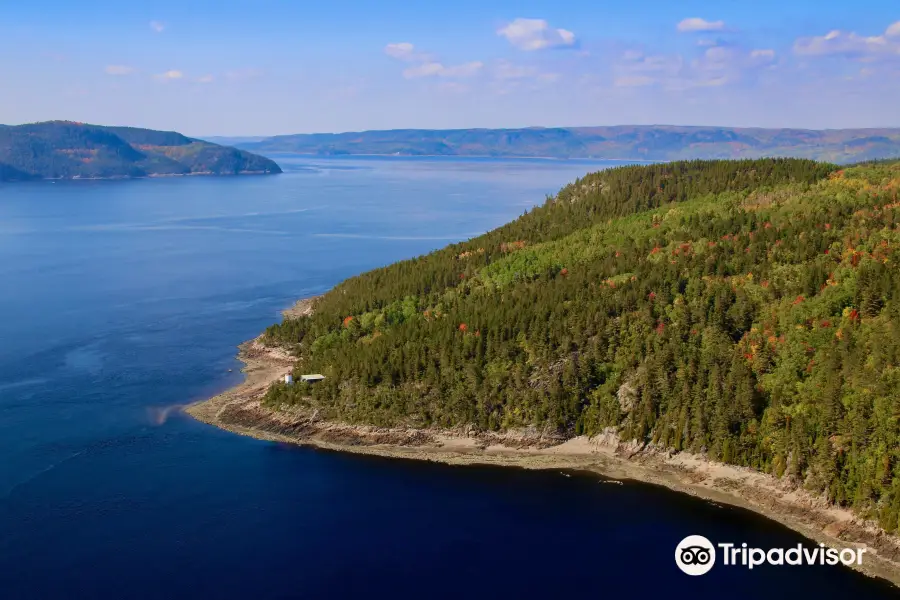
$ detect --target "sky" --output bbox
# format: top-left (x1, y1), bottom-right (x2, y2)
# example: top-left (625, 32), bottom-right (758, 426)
top-left (1, 0), bottom-right (899, 136)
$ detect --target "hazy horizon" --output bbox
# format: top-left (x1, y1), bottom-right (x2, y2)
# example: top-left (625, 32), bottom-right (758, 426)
top-left (198, 123), bottom-right (900, 139)
top-left (6, 121), bottom-right (900, 140)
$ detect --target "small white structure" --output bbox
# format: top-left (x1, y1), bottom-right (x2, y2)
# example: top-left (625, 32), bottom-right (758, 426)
top-left (300, 374), bottom-right (326, 383)
top-left (284, 373), bottom-right (294, 385)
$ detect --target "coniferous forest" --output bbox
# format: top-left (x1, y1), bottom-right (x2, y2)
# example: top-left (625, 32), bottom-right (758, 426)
top-left (262, 158), bottom-right (900, 531)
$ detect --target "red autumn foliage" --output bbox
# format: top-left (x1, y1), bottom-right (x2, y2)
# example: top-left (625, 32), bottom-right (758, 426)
top-left (560, 268), bottom-right (569, 276)
top-left (848, 309), bottom-right (860, 322)
top-left (655, 322), bottom-right (665, 335)
top-left (648, 292), bottom-right (657, 300)
top-left (342, 316), bottom-right (354, 327)
top-left (458, 323), bottom-right (468, 332)
top-left (500, 240), bottom-right (527, 252)
top-left (792, 295), bottom-right (805, 305)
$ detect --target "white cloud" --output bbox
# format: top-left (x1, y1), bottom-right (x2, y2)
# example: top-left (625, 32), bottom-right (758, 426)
top-left (677, 18), bottom-right (725, 33)
top-left (621, 52), bottom-right (683, 74)
top-left (197, 75), bottom-right (215, 84)
top-left (497, 18), bottom-right (576, 51)
top-left (154, 70), bottom-right (184, 81)
top-left (750, 49), bottom-right (776, 60)
top-left (494, 61), bottom-right (539, 80)
top-left (104, 65), bottom-right (134, 76)
top-left (794, 23), bottom-right (900, 58)
top-left (402, 62), bottom-right (445, 78)
top-left (386, 41), bottom-right (482, 80)
top-left (149, 21), bottom-right (165, 33)
top-left (614, 52), bottom-right (683, 88)
top-left (614, 43), bottom-right (773, 91)
top-left (384, 42), bottom-right (419, 61)
top-left (403, 61), bottom-right (483, 79)
top-left (489, 60), bottom-right (560, 89)
top-left (441, 62), bottom-right (484, 77)
top-left (748, 49), bottom-right (777, 69)
top-left (701, 46), bottom-right (734, 64)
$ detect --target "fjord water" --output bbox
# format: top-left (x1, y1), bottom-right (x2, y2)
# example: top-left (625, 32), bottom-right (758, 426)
top-left (0, 156), bottom-right (894, 599)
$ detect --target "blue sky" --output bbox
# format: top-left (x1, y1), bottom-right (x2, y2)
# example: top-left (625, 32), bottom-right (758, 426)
top-left (1, 1), bottom-right (898, 135)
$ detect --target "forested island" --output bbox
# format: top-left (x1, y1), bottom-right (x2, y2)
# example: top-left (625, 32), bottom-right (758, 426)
top-left (0, 121), bottom-right (281, 181)
top-left (236, 126), bottom-right (900, 164)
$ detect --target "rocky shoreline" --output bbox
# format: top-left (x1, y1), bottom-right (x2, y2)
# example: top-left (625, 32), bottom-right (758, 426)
top-left (185, 297), bottom-right (900, 588)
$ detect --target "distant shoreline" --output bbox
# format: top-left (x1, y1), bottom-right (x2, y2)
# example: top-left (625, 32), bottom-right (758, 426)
top-left (231, 123), bottom-right (900, 164)
top-left (185, 295), bottom-right (900, 589)
top-left (0, 121), bottom-right (282, 183)
top-left (263, 151), bottom-right (664, 162)
top-left (2, 170), bottom-right (279, 183)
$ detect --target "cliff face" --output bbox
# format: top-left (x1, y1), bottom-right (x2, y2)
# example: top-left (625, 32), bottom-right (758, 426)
top-left (0, 121), bottom-right (282, 181)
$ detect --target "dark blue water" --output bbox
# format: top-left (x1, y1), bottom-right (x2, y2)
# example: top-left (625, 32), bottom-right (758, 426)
top-left (0, 156), bottom-right (895, 599)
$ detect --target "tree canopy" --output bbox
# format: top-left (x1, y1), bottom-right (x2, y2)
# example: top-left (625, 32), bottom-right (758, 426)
top-left (264, 158), bottom-right (900, 531)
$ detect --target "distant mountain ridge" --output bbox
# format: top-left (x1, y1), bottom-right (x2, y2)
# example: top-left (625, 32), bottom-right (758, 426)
top-left (237, 125), bottom-right (900, 164)
top-left (0, 121), bottom-right (282, 181)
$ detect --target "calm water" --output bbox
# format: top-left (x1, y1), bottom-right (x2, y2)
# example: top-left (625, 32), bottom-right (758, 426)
top-left (0, 156), bottom-right (895, 599)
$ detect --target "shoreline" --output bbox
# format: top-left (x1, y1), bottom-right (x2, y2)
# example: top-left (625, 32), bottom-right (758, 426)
top-left (1, 171), bottom-right (280, 184)
top-left (263, 151), bottom-right (662, 163)
top-left (185, 297), bottom-right (900, 588)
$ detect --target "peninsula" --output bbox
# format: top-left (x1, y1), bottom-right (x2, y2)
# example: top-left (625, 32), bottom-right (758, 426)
top-left (0, 121), bottom-right (281, 181)
top-left (188, 158), bottom-right (900, 586)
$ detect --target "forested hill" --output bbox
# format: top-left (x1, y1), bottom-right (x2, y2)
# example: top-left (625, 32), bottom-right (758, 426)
top-left (237, 126), bottom-right (900, 164)
top-left (0, 121), bottom-right (281, 181)
top-left (264, 158), bottom-right (900, 531)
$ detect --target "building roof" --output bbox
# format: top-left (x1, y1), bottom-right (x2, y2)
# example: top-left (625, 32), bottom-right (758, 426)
top-left (300, 374), bottom-right (326, 381)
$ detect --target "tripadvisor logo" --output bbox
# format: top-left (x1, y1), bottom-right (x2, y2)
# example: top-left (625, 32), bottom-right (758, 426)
top-left (675, 535), bottom-right (867, 576)
top-left (676, 535), bottom-right (716, 575)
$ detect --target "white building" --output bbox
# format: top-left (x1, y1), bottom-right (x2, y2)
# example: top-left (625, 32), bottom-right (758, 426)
top-left (284, 373), bottom-right (293, 385)
top-left (300, 374), bottom-right (326, 383)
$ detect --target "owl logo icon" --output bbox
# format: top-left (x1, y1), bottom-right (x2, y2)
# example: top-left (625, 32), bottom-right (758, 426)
top-left (675, 535), bottom-right (716, 575)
